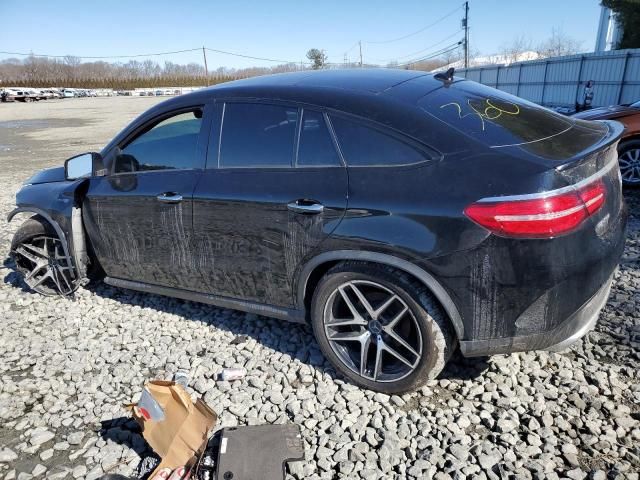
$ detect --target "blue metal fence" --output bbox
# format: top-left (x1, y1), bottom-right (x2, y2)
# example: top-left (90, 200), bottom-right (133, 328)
top-left (456, 49), bottom-right (640, 108)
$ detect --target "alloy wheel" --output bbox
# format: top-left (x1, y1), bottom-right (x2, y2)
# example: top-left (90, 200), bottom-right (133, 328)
top-left (13, 235), bottom-right (75, 296)
top-left (619, 148), bottom-right (640, 184)
top-left (323, 280), bottom-right (423, 383)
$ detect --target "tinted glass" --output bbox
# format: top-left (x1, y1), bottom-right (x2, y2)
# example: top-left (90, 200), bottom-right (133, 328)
top-left (220, 103), bottom-right (298, 168)
top-left (418, 81), bottom-right (607, 157)
top-left (116, 111), bottom-right (202, 173)
top-left (297, 110), bottom-right (341, 167)
top-left (330, 116), bottom-right (426, 167)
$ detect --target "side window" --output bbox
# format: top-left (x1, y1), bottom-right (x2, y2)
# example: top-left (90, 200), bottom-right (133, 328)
top-left (330, 115), bottom-right (427, 167)
top-left (220, 103), bottom-right (298, 168)
top-left (115, 110), bottom-right (203, 173)
top-left (297, 110), bottom-right (342, 167)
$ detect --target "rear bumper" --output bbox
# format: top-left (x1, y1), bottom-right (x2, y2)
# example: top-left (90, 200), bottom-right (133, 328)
top-left (460, 273), bottom-right (614, 357)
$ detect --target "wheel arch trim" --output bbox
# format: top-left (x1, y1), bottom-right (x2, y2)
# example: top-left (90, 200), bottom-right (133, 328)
top-left (7, 206), bottom-right (76, 279)
top-left (297, 250), bottom-right (464, 340)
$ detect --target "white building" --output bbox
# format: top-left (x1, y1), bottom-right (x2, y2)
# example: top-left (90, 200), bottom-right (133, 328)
top-left (595, 6), bottom-right (622, 52)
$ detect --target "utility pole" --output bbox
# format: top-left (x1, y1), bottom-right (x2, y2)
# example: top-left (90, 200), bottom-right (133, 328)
top-left (202, 46), bottom-right (209, 84)
top-left (359, 41), bottom-right (363, 67)
top-left (463, 2), bottom-right (469, 68)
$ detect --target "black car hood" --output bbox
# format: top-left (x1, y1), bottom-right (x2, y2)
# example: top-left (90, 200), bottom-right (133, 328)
top-left (25, 166), bottom-right (66, 185)
top-left (572, 105), bottom-right (640, 120)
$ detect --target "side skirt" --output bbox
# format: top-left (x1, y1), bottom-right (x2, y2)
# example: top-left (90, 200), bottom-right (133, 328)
top-left (104, 277), bottom-right (306, 324)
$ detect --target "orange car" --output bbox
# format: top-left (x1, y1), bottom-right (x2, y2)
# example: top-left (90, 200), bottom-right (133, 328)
top-left (573, 100), bottom-right (640, 186)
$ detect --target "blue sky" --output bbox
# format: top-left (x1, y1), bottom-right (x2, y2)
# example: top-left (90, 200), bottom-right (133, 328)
top-left (0, 0), bottom-right (603, 69)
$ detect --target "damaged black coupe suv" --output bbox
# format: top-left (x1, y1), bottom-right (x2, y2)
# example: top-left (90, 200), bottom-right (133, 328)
top-left (9, 69), bottom-right (627, 393)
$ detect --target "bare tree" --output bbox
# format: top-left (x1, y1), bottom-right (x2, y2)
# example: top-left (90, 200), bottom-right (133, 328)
top-left (500, 35), bottom-right (534, 64)
top-left (440, 47), bottom-right (463, 67)
top-left (62, 55), bottom-right (81, 82)
top-left (536, 27), bottom-right (582, 58)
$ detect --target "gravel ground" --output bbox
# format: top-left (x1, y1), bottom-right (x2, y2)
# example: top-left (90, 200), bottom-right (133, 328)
top-left (0, 98), bottom-right (639, 480)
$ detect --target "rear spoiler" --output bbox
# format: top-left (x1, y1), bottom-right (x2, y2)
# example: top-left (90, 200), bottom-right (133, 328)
top-left (556, 119), bottom-right (625, 173)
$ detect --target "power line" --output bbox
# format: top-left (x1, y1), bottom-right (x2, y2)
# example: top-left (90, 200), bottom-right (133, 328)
top-left (344, 41), bottom-right (360, 54)
top-left (394, 42), bottom-right (462, 68)
top-left (0, 48), bottom-right (202, 59)
top-left (0, 47), bottom-right (310, 64)
top-left (205, 48), bottom-right (308, 64)
top-left (364, 4), bottom-right (463, 44)
top-left (368, 29), bottom-right (463, 64)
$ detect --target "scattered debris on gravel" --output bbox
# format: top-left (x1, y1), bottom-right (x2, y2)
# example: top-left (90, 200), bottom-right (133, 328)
top-left (0, 99), bottom-right (638, 479)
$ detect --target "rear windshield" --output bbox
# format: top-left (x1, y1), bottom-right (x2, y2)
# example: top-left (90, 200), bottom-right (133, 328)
top-left (419, 81), bottom-right (607, 157)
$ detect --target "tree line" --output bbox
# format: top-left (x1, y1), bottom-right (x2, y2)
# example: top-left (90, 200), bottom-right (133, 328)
top-left (0, 55), bottom-right (307, 89)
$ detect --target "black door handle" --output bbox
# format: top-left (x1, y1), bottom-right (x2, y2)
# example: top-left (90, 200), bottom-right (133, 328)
top-left (287, 200), bottom-right (324, 214)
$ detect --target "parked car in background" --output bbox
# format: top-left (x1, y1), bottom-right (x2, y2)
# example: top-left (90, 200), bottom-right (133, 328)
top-left (573, 100), bottom-right (640, 186)
top-left (35, 89), bottom-right (54, 100)
top-left (1, 88), bottom-right (21, 102)
top-left (23, 89), bottom-right (41, 101)
top-left (8, 70), bottom-right (628, 393)
top-left (46, 89), bottom-right (63, 99)
top-left (62, 89), bottom-right (76, 98)
top-left (10, 89), bottom-right (36, 102)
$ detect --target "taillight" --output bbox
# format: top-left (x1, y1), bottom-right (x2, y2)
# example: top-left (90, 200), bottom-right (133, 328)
top-left (464, 179), bottom-right (606, 238)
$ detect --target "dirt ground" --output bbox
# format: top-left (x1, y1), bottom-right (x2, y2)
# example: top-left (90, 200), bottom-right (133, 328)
top-left (0, 97), bottom-right (164, 175)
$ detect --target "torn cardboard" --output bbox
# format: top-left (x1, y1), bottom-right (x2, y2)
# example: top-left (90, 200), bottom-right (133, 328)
top-left (131, 380), bottom-right (217, 478)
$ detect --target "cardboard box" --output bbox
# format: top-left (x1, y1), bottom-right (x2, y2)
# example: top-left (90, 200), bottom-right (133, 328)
top-left (131, 380), bottom-right (217, 478)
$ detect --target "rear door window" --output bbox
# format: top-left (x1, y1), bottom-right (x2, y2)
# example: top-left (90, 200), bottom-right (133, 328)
top-left (330, 116), bottom-right (426, 167)
top-left (220, 103), bottom-right (298, 168)
top-left (297, 110), bottom-right (342, 167)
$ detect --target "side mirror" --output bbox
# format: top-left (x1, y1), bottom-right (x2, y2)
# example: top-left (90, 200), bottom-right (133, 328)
top-left (64, 152), bottom-right (105, 180)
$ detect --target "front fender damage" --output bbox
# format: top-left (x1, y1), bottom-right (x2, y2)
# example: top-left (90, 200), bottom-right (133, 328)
top-left (7, 178), bottom-right (91, 297)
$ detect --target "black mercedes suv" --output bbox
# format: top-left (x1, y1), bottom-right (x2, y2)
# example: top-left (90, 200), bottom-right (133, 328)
top-left (9, 69), bottom-right (627, 393)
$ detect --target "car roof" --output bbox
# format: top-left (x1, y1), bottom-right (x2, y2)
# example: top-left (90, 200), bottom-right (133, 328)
top-left (163, 69), bottom-right (448, 108)
top-left (212, 68), bottom-right (433, 93)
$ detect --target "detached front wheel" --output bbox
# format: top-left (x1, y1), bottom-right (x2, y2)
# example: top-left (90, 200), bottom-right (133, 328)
top-left (11, 216), bottom-right (75, 296)
top-left (311, 262), bottom-right (454, 393)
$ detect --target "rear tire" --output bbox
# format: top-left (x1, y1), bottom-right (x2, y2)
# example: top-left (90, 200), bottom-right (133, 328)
top-left (310, 262), bottom-right (455, 393)
top-left (618, 139), bottom-right (640, 187)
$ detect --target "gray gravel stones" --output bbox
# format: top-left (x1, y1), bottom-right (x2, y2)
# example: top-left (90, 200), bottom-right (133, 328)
top-left (0, 449), bottom-right (18, 463)
top-left (28, 430), bottom-right (54, 447)
top-left (0, 101), bottom-right (639, 479)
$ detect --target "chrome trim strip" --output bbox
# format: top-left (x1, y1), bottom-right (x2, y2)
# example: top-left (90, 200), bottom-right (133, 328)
top-left (477, 156), bottom-right (618, 203)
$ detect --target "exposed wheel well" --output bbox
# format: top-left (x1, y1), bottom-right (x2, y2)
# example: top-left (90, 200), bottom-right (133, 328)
top-left (300, 255), bottom-right (464, 341)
